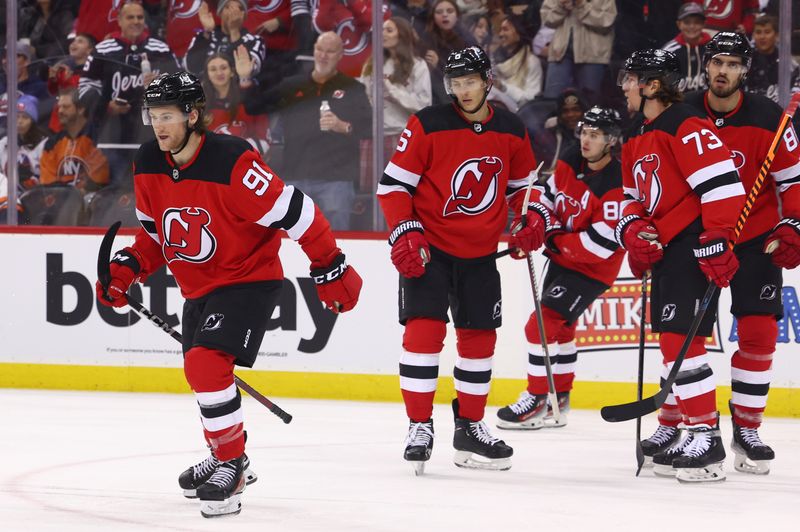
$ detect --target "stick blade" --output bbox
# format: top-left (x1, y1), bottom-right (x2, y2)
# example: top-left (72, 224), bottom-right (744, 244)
top-left (97, 221), bottom-right (122, 290)
top-left (600, 395), bottom-right (660, 422)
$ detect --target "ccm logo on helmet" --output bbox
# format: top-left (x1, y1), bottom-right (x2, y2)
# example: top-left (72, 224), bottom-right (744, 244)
top-left (162, 207), bottom-right (217, 263)
top-left (443, 157), bottom-right (502, 216)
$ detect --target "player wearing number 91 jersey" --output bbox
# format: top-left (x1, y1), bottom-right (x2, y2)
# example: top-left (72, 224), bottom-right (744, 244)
top-left (617, 49), bottom-right (745, 483)
top-left (94, 72), bottom-right (362, 518)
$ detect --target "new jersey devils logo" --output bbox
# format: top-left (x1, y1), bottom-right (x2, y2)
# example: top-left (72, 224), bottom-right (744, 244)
top-left (554, 192), bottom-right (581, 231)
top-left (632, 154), bottom-right (663, 214)
top-left (336, 18), bottom-right (369, 56)
top-left (731, 150), bottom-right (745, 170)
top-left (170, 0), bottom-right (202, 18)
top-left (704, 0), bottom-right (733, 19)
top-left (443, 157), bottom-right (502, 216)
top-left (162, 207), bottom-right (217, 263)
top-left (251, 0), bottom-right (283, 14)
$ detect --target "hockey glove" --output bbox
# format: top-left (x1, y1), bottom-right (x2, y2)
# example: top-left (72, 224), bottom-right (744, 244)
top-left (508, 203), bottom-right (549, 259)
top-left (764, 218), bottom-right (800, 269)
top-left (311, 253), bottom-right (363, 313)
top-left (694, 230), bottom-right (739, 288)
top-left (617, 216), bottom-right (663, 268)
top-left (95, 248), bottom-right (141, 308)
top-left (627, 254), bottom-right (650, 280)
top-left (389, 220), bottom-right (430, 278)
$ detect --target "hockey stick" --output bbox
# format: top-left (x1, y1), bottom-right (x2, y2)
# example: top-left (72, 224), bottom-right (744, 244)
top-left (519, 163), bottom-right (563, 423)
top-left (98, 221), bottom-right (293, 424)
top-left (602, 92), bottom-right (800, 423)
top-left (634, 272), bottom-right (649, 476)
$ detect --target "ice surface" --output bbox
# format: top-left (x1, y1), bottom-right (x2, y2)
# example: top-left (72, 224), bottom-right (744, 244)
top-left (0, 389), bottom-right (797, 531)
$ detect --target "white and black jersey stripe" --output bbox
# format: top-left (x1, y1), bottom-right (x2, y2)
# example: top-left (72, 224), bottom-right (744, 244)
top-left (255, 185), bottom-right (316, 241)
top-left (377, 162), bottom-right (422, 197)
top-left (580, 221), bottom-right (620, 259)
top-left (136, 209), bottom-right (160, 245)
top-left (687, 159), bottom-right (744, 204)
top-left (290, 0), bottom-right (310, 16)
top-left (399, 350), bottom-right (439, 393)
top-left (773, 161), bottom-right (800, 193)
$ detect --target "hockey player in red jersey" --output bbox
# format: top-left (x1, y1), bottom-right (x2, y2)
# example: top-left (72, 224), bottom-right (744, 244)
top-left (617, 49), bottom-right (745, 483)
top-left (496, 106), bottom-right (627, 430)
top-left (377, 47), bottom-right (539, 473)
top-left (95, 72), bottom-right (362, 517)
top-left (672, 32), bottom-right (800, 475)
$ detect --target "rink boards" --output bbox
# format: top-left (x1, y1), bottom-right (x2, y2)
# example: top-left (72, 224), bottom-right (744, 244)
top-left (1, 229), bottom-right (798, 416)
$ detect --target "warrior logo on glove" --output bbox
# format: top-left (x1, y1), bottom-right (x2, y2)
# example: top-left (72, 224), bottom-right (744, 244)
top-left (632, 154), bottom-right (663, 213)
top-left (443, 157), bottom-right (502, 216)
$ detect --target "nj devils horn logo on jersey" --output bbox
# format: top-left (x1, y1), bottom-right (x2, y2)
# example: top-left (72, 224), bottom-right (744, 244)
top-left (171, 0), bottom-right (202, 18)
top-left (162, 207), bottom-right (217, 263)
top-left (632, 154), bottom-right (663, 214)
top-left (443, 157), bottom-right (502, 216)
top-left (731, 150), bottom-right (746, 170)
top-left (554, 192), bottom-right (581, 231)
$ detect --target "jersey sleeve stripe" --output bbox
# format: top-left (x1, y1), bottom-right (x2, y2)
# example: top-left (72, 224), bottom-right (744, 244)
top-left (535, 183), bottom-right (555, 210)
top-left (579, 231), bottom-right (615, 259)
top-left (384, 161), bottom-right (422, 188)
top-left (686, 159), bottom-right (738, 191)
top-left (771, 161), bottom-right (800, 183)
top-left (136, 209), bottom-right (160, 244)
top-left (777, 176), bottom-right (800, 192)
top-left (255, 185), bottom-right (295, 228)
top-left (377, 175), bottom-right (415, 195)
top-left (699, 181), bottom-right (746, 204)
top-left (589, 221), bottom-right (618, 245)
top-left (285, 194), bottom-right (316, 241)
top-left (623, 186), bottom-right (638, 198)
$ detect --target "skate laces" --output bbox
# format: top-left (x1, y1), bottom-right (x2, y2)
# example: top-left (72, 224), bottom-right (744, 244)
top-left (206, 460), bottom-right (238, 488)
top-left (406, 421), bottom-right (433, 447)
top-left (665, 430), bottom-right (693, 456)
top-left (509, 392), bottom-right (537, 415)
top-left (681, 429), bottom-right (712, 458)
top-left (192, 454), bottom-right (220, 480)
top-left (469, 421), bottom-right (501, 445)
top-left (738, 426), bottom-right (767, 448)
top-left (647, 425), bottom-right (678, 446)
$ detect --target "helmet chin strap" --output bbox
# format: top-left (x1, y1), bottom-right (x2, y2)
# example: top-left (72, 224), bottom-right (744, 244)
top-left (170, 116), bottom-right (199, 156)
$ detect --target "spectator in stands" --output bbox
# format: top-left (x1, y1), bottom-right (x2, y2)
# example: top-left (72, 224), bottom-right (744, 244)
top-left (765, 0), bottom-right (800, 55)
top-left (745, 14), bottom-right (800, 103)
top-left (390, 0), bottom-right (430, 39)
top-left (185, 0), bottom-right (266, 79)
top-left (0, 94), bottom-right (48, 193)
top-left (74, 0), bottom-right (124, 43)
top-left (243, 32), bottom-right (372, 230)
top-left (360, 17), bottom-right (431, 191)
top-left (541, 0), bottom-right (617, 103)
top-left (202, 51), bottom-right (270, 155)
top-left (662, 2), bottom-right (711, 93)
top-left (165, 0), bottom-right (206, 61)
top-left (47, 32), bottom-right (96, 132)
top-left (19, 0), bottom-right (78, 60)
top-left (698, 0), bottom-right (760, 35)
top-left (533, 87), bottom-right (585, 174)
top-left (39, 89), bottom-right (109, 193)
top-left (464, 12), bottom-right (492, 49)
top-left (492, 15), bottom-right (542, 108)
top-left (1, 40), bottom-right (51, 121)
top-left (613, 1), bottom-right (684, 61)
top-left (420, 0), bottom-right (476, 71)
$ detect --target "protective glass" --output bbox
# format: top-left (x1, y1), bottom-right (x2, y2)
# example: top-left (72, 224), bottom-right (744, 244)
top-left (444, 74), bottom-right (489, 96)
top-left (575, 124), bottom-right (617, 145)
top-left (141, 108), bottom-right (189, 126)
top-left (616, 70), bottom-right (640, 87)
top-left (708, 56), bottom-right (748, 74)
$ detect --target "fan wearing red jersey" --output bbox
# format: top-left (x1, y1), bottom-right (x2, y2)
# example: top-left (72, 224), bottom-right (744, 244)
top-left (680, 32), bottom-right (800, 476)
top-left (94, 72), bottom-right (362, 518)
top-left (617, 49), bottom-right (745, 483)
top-left (378, 47), bottom-right (539, 474)
top-left (496, 106), bottom-right (627, 431)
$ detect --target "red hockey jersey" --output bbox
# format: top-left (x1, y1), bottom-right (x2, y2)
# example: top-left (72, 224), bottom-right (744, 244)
top-left (166, 0), bottom-right (206, 59)
top-left (378, 104), bottom-right (536, 259)
top-left (621, 103), bottom-right (745, 244)
top-left (684, 90), bottom-right (800, 243)
top-left (532, 149), bottom-right (626, 286)
top-left (131, 132), bottom-right (337, 299)
top-left (244, 0), bottom-right (295, 52)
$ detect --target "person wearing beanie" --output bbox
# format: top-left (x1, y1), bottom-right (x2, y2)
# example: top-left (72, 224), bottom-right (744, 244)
top-left (662, 3), bottom-right (712, 92)
top-left (0, 93), bottom-right (48, 197)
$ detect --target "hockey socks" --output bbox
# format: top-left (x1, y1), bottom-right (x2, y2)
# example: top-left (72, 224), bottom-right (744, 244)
top-left (731, 315), bottom-right (776, 428)
top-left (453, 328), bottom-right (495, 421)
top-left (660, 333), bottom-right (718, 427)
top-left (399, 319), bottom-right (446, 422)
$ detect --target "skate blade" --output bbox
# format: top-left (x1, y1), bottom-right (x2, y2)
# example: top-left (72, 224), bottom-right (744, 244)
top-left (733, 454), bottom-right (771, 475)
top-left (496, 418), bottom-right (545, 430)
top-left (411, 461), bottom-right (426, 476)
top-left (184, 489), bottom-right (198, 499)
top-left (542, 414), bottom-right (568, 428)
top-left (200, 494), bottom-right (242, 518)
top-left (652, 463), bottom-right (677, 477)
top-left (641, 456), bottom-right (654, 468)
top-left (244, 467), bottom-right (258, 485)
top-left (453, 451), bottom-right (512, 471)
top-left (675, 463), bottom-right (726, 483)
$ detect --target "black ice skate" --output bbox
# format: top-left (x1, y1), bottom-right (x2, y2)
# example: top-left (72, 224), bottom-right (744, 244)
top-left (652, 429), bottom-right (693, 477)
top-left (673, 423), bottom-right (727, 484)
top-left (640, 424), bottom-right (680, 467)
top-left (404, 419), bottom-right (434, 476)
top-left (453, 399), bottom-right (513, 470)
top-left (178, 452), bottom-right (257, 498)
top-left (731, 418), bottom-right (774, 475)
top-left (496, 392), bottom-right (547, 430)
top-left (543, 392), bottom-right (570, 428)
top-left (197, 456), bottom-right (247, 518)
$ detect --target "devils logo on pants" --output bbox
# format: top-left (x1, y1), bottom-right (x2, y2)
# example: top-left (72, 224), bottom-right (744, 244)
top-left (554, 192), bottom-right (581, 231)
top-left (632, 154), bottom-right (663, 214)
top-left (162, 207), bottom-right (217, 263)
top-left (443, 157), bottom-right (502, 216)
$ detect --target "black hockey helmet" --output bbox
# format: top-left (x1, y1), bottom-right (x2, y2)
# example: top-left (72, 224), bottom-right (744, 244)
top-left (575, 106), bottom-right (622, 139)
top-left (143, 71), bottom-right (205, 114)
top-left (618, 49), bottom-right (680, 89)
top-left (444, 46), bottom-right (493, 91)
top-left (704, 31), bottom-right (753, 70)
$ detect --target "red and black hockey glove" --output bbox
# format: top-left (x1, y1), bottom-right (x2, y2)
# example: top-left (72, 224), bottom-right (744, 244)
top-left (509, 203), bottom-right (550, 259)
top-left (95, 248), bottom-right (142, 308)
top-left (616, 215), bottom-right (663, 269)
top-left (389, 220), bottom-right (430, 278)
top-left (694, 230), bottom-right (739, 288)
top-left (627, 254), bottom-right (650, 280)
top-left (764, 218), bottom-right (800, 269)
top-left (311, 253), bottom-right (362, 313)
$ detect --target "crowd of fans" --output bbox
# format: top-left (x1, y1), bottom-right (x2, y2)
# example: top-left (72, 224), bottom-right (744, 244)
top-left (1, 0), bottom-right (799, 228)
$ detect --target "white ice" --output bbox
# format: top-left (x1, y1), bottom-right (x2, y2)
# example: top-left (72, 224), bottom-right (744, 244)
top-left (1, 389), bottom-right (798, 531)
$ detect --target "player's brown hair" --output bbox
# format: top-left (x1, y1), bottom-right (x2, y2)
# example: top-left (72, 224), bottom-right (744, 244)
top-left (651, 78), bottom-right (684, 105)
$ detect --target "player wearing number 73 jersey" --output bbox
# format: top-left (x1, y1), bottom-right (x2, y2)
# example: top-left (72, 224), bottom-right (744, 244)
top-left (617, 49), bottom-right (745, 483)
top-left (94, 72), bottom-right (362, 518)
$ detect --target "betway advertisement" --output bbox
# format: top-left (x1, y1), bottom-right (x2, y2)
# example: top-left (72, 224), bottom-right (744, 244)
top-left (1, 231), bottom-right (799, 387)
